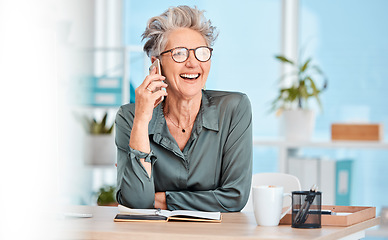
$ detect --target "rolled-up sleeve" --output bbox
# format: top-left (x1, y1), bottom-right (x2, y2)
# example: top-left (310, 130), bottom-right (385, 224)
top-left (115, 106), bottom-right (156, 208)
top-left (165, 94), bottom-right (253, 212)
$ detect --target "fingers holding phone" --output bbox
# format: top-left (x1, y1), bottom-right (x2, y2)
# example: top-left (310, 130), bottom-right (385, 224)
top-left (147, 59), bottom-right (167, 107)
top-left (134, 59), bottom-right (167, 122)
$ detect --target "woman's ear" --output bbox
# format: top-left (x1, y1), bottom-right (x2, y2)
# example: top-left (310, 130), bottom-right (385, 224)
top-left (151, 56), bottom-right (157, 63)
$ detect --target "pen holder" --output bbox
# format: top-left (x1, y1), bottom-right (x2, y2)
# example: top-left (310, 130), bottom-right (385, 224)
top-left (291, 191), bottom-right (322, 228)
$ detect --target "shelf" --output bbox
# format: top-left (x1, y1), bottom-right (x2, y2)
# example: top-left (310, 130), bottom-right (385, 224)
top-left (253, 138), bottom-right (388, 149)
top-left (253, 138), bottom-right (388, 172)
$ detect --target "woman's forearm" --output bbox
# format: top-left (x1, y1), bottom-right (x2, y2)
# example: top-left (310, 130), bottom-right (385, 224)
top-left (165, 186), bottom-right (250, 212)
top-left (116, 147), bottom-right (156, 208)
top-left (116, 106), bottom-right (156, 209)
top-left (155, 192), bottom-right (167, 209)
top-left (129, 117), bottom-right (152, 177)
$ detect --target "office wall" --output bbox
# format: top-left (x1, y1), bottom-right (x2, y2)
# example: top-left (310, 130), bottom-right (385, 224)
top-left (299, 0), bottom-right (388, 214)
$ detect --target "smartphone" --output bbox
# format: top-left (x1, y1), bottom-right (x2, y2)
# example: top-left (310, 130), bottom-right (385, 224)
top-left (149, 59), bottom-right (164, 107)
top-left (149, 58), bottom-right (162, 75)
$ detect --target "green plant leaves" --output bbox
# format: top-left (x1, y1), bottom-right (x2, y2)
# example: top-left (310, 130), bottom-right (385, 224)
top-left (74, 112), bottom-right (114, 134)
top-left (275, 55), bottom-right (294, 65)
top-left (90, 112), bottom-right (113, 134)
top-left (300, 58), bottom-right (311, 73)
top-left (271, 54), bottom-right (327, 112)
top-left (307, 76), bottom-right (323, 110)
top-left (97, 185), bottom-right (117, 206)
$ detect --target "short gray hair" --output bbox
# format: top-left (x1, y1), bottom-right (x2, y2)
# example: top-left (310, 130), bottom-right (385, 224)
top-left (142, 5), bottom-right (218, 58)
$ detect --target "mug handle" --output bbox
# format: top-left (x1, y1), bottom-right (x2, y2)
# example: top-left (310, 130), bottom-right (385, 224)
top-left (280, 193), bottom-right (292, 219)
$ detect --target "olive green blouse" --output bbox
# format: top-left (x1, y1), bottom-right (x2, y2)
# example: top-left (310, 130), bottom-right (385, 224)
top-left (115, 90), bottom-right (252, 212)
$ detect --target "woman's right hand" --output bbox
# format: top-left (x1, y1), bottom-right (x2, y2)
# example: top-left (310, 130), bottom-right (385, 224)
top-left (134, 67), bottom-right (168, 123)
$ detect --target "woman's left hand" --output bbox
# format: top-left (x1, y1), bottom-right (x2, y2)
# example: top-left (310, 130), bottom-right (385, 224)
top-left (154, 192), bottom-right (167, 210)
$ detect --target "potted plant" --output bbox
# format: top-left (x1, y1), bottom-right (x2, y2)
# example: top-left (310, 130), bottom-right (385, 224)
top-left (80, 112), bottom-right (116, 165)
top-left (271, 54), bottom-right (327, 141)
top-left (96, 185), bottom-right (118, 206)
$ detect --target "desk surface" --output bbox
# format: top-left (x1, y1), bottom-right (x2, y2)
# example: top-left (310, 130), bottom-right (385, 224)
top-left (59, 206), bottom-right (379, 240)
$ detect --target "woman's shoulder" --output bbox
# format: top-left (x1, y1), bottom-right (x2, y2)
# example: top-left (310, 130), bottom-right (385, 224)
top-left (204, 90), bottom-right (250, 107)
top-left (116, 103), bottom-right (136, 119)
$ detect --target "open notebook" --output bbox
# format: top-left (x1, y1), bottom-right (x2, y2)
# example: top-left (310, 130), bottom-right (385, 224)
top-left (114, 204), bottom-right (222, 223)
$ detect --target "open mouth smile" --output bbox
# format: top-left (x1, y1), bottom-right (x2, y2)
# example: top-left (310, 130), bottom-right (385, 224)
top-left (180, 73), bottom-right (200, 80)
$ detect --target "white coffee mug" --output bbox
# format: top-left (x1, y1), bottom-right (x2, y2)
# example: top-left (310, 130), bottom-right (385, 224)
top-left (252, 185), bottom-right (292, 226)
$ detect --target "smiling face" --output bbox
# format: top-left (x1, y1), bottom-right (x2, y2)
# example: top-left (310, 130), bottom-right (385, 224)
top-left (158, 28), bottom-right (211, 100)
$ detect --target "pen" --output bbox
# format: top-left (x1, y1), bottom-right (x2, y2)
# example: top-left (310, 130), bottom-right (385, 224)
top-left (308, 210), bottom-right (331, 215)
top-left (295, 184), bottom-right (318, 224)
top-left (321, 210), bottom-right (332, 215)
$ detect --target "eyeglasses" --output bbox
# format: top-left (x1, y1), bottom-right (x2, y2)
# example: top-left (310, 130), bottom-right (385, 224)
top-left (160, 46), bottom-right (213, 63)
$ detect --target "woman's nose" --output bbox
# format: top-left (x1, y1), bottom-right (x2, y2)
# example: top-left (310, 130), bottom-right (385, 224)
top-left (185, 50), bottom-right (199, 67)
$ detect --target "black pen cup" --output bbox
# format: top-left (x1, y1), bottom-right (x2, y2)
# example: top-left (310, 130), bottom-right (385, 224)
top-left (292, 191), bottom-right (322, 228)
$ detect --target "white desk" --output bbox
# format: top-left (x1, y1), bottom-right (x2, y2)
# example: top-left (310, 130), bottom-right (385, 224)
top-left (58, 206), bottom-right (380, 240)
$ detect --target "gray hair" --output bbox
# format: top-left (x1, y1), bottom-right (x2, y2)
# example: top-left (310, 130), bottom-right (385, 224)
top-left (142, 5), bottom-right (218, 58)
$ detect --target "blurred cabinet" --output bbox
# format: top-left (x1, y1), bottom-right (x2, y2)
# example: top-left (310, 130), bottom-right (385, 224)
top-left (73, 46), bottom-right (146, 108)
top-left (253, 139), bottom-right (388, 205)
top-left (288, 156), bottom-right (353, 205)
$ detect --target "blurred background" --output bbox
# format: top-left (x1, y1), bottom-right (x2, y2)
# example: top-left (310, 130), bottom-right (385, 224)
top-left (1, 0), bottom-right (387, 239)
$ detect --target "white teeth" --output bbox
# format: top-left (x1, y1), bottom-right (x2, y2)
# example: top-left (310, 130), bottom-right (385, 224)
top-left (180, 73), bottom-right (199, 79)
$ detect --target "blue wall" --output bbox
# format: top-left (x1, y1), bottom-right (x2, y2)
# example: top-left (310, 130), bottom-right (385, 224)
top-left (299, 0), bottom-right (388, 214)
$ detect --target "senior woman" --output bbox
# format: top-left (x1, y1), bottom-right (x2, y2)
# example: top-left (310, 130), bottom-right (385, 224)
top-left (115, 5), bottom-right (252, 212)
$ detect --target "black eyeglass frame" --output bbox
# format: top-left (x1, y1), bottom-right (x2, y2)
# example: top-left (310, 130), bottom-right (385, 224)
top-left (159, 46), bottom-right (213, 63)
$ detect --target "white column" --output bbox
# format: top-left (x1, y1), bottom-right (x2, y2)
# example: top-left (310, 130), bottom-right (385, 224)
top-left (281, 0), bottom-right (299, 88)
top-left (95, 0), bottom-right (107, 75)
top-left (94, 0), bottom-right (123, 77)
top-left (123, 47), bottom-right (130, 104)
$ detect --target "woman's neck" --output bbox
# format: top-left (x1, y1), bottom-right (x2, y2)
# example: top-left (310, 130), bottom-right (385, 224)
top-left (163, 93), bottom-right (202, 127)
